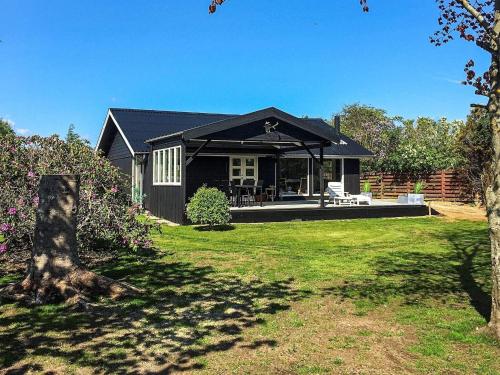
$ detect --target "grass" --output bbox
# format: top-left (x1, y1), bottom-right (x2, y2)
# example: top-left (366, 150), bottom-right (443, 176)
top-left (0, 217), bottom-right (499, 374)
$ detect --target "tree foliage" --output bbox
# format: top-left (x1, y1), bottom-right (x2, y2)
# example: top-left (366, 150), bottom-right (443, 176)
top-left (431, 0), bottom-right (496, 96)
top-left (66, 123), bottom-right (89, 146)
top-left (456, 108), bottom-right (493, 203)
top-left (0, 119), bottom-right (14, 137)
top-left (0, 134), bottom-right (155, 261)
top-left (387, 117), bottom-right (464, 175)
top-left (338, 104), bottom-right (464, 175)
top-left (338, 104), bottom-right (401, 172)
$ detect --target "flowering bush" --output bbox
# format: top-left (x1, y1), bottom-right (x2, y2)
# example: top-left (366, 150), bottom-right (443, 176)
top-left (186, 186), bottom-right (231, 228)
top-left (0, 134), bottom-right (155, 259)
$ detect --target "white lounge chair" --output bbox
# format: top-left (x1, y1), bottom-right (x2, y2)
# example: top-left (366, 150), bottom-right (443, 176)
top-left (326, 182), bottom-right (354, 206)
top-left (351, 194), bottom-right (372, 205)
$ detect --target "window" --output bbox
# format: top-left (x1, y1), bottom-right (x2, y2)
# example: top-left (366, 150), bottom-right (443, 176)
top-left (153, 146), bottom-right (182, 185)
top-left (230, 156), bottom-right (258, 185)
top-left (279, 158), bottom-right (308, 196)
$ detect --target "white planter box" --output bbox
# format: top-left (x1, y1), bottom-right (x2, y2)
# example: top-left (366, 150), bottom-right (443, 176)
top-left (361, 192), bottom-right (373, 199)
top-left (408, 193), bottom-right (425, 205)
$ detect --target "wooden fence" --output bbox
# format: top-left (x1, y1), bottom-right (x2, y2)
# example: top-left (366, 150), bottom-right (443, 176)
top-left (360, 170), bottom-right (474, 202)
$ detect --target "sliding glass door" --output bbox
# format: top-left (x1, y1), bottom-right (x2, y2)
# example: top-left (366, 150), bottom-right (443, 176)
top-left (279, 158), bottom-right (308, 196)
top-left (313, 159), bottom-right (342, 194)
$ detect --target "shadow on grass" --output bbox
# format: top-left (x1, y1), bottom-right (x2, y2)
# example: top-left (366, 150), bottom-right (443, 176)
top-left (323, 226), bottom-right (491, 321)
top-left (0, 250), bottom-right (310, 374)
top-left (193, 224), bottom-right (236, 232)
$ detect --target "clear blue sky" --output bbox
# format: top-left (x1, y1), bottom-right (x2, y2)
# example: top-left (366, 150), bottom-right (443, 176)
top-left (0, 0), bottom-right (490, 145)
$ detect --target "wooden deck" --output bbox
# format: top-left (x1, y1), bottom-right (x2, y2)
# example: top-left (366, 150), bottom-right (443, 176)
top-left (230, 199), bottom-right (429, 223)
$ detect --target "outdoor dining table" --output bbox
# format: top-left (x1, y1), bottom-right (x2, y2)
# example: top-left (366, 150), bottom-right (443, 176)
top-left (234, 184), bottom-right (263, 207)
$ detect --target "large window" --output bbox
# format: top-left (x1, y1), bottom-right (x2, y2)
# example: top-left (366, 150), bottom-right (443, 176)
top-left (279, 158), bottom-right (308, 196)
top-left (313, 159), bottom-right (342, 194)
top-left (153, 146), bottom-right (181, 185)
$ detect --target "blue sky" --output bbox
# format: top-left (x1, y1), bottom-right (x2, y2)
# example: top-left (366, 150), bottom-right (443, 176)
top-left (0, 0), bottom-right (490, 145)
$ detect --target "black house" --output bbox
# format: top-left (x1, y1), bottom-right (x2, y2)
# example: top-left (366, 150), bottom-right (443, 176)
top-left (96, 107), bottom-right (374, 223)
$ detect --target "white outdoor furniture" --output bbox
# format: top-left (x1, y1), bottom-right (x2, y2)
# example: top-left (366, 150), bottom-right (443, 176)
top-left (326, 182), bottom-right (354, 206)
top-left (350, 194), bottom-right (372, 205)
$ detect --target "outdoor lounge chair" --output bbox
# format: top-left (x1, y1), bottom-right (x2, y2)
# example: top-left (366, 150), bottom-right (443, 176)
top-left (350, 194), bottom-right (372, 205)
top-left (326, 182), bottom-right (354, 206)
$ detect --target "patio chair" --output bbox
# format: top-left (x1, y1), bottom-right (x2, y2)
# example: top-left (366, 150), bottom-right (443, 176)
top-left (255, 179), bottom-right (264, 206)
top-left (228, 180), bottom-right (238, 206)
top-left (241, 179), bottom-right (256, 206)
top-left (326, 182), bottom-right (354, 206)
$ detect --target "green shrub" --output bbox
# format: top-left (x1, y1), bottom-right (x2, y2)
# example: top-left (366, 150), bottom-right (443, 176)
top-left (362, 181), bottom-right (372, 193)
top-left (186, 186), bottom-right (231, 228)
top-left (0, 134), bottom-right (155, 259)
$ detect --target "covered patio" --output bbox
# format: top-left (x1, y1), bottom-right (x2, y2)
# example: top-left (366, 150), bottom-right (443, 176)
top-left (143, 106), bottom-right (426, 224)
top-left (178, 107), bottom-right (340, 208)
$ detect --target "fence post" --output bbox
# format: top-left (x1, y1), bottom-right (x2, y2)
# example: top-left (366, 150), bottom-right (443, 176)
top-left (380, 173), bottom-right (384, 199)
top-left (441, 170), bottom-right (445, 201)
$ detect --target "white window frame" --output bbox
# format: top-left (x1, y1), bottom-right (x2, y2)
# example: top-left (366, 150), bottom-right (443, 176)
top-left (153, 146), bottom-right (182, 186)
top-left (229, 156), bottom-right (259, 184)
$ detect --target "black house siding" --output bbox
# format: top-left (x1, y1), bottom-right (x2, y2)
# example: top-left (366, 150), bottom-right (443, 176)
top-left (107, 131), bottom-right (132, 175)
top-left (185, 156), bottom-right (229, 200)
top-left (258, 157), bottom-right (276, 188)
top-left (344, 158), bottom-right (361, 195)
top-left (144, 140), bottom-right (186, 224)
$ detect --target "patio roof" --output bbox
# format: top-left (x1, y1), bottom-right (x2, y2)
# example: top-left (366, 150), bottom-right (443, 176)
top-left (145, 107), bottom-right (339, 149)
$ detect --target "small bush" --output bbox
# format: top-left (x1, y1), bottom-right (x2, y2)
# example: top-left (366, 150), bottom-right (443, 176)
top-left (362, 181), bottom-right (372, 193)
top-left (186, 186), bottom-right (231, 228)
top-left (414, 181), bottom-right (425, 194)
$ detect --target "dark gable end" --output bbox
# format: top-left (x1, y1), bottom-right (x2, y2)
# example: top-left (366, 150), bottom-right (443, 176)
top-left (96, 114), bottom-right (134, 175)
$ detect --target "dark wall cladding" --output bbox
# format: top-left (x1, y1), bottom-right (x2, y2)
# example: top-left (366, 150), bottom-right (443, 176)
top-left (258, 157), bottom-right (276, 188)
top-left (344, 158), bottom-right (361, 195)
top-left (107, 130), bottom-right (132, 175)
top-left (144, 140), bottom-right (186, 223)
top-left (185, 156), bottom-right (229, 200)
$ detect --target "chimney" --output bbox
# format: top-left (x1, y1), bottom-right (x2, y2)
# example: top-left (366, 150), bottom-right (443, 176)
top-left (334, 115), bottom-right (341, 142)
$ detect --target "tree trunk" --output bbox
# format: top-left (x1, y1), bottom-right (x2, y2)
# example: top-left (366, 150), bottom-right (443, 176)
top-left (487, 9), bottom-right (500, 338)
top-left (1, 175), bottom-right (139, 306)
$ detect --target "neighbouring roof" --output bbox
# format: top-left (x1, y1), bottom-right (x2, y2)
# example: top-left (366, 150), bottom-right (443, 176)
top-left (96, 107), bottom-right (373, 157)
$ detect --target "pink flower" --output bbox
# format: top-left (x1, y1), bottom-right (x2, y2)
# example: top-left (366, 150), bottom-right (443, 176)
top-left (110, 186), bottom-right (118, 193)
top-left (7, 207), bottom-right (17, 215)
top-left (0, 244), bottom-right (7, 254)
top-left (0, 223), bottom-right (12, 233)
top-left (32, 196), bottom-right (40, 206)
top-left (27, 171), bottom-right (36, 178)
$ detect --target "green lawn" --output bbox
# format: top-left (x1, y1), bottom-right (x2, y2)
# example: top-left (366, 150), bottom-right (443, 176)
top-left (0, 217), bottom-right (498, 374)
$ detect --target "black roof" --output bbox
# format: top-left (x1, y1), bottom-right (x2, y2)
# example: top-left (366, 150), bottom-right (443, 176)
top-left (109, 108), bottom-right (236, 153)
top-left (99, 107), bottom-right (373, 157)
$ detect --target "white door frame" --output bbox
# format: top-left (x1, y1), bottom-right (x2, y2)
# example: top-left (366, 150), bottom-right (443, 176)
top-left (229, 155), bottom-right (259, 184)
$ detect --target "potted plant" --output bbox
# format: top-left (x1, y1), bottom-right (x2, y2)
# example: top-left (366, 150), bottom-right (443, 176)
top-left (408, 181), bottom-right (425, 205)
top-left (361, 181), bottom-right (372, 199)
